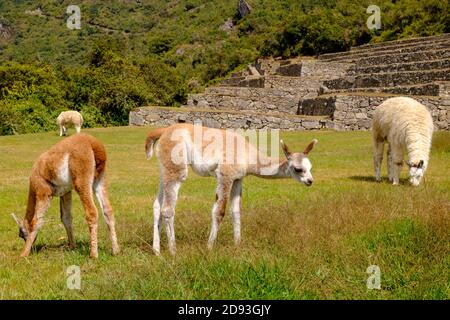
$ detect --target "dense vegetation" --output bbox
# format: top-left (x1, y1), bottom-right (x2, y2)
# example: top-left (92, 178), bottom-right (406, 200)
top-left (0, 0), bottom-right (448, 134)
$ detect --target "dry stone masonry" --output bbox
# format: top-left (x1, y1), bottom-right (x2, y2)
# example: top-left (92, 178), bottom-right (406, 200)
top-left (130, 34), bottom-right (450, 131)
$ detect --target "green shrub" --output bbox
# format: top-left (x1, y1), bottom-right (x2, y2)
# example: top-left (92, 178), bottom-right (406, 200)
top-left (0, 97), bottom-right (59, 134)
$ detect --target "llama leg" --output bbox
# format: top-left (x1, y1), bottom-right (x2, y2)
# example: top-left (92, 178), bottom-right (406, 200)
top-left (391, 149), bottom-right (404, 186)
top-left (75, 184), bottom-right (99, 259)
top-left (59, 126), bottom-right (64, 137)
top-left (20, 196), bottom-right (51, 257)
top-left (75, 125), bottom-right (81, 134)
top-left (208, 178), bottom-right (232, 250)
top-left (230, 179), bottom-right (243, 246)
top-left (153, 179), bottom-right (164, 255)
top-left (60, 192), bottom-right (76, 249)
top-left (94, 178), bottom-right (120, 255)
top-left (161, 180), bottom-right (182, 255)
top-left (373, 139), bottom-right (384, 182)
top-left (387, 144), bottom-right (394, 182)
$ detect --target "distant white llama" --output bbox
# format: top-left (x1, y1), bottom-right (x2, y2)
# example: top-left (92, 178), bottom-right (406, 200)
top-left (372, 97), bottom-right (434, 186)
top-left (57, 111), bottom-right (83, 136)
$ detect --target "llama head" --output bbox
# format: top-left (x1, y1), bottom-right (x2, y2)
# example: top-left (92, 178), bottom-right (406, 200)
top-left (407, 160), bottom-right (425, 186)
top-left (280, 139), bottom-right (317, 187)
top-left (11, 213), bottom-right (28, 241)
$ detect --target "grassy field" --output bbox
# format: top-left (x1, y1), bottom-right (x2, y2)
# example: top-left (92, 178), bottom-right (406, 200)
top-left (0, 126), bottom-right (448, 300)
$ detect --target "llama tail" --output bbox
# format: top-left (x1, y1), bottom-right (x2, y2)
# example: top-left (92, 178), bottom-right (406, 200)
top-left (145, 127), bottom-right (166, 159)
top-left (90, 136), bottom-right (107, 179)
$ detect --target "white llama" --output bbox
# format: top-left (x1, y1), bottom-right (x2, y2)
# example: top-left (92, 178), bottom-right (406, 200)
top-left (57, 111), bottom-right (83, 136)
top-left (372, 97), bottom-right (434, 186)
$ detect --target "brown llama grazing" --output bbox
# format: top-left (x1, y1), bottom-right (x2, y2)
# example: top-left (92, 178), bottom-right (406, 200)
top-left (12, 134), bottom-right (119, 258)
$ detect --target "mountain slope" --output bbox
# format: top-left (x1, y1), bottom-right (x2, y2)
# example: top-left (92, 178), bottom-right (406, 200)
top-left (0, 0), bottom-right (448, 134)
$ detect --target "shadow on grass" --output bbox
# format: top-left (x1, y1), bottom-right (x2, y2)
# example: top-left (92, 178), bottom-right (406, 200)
top-left (349, 176), bottom-right (410, 185)
top-left (33, 240), bottom-right (91, 255)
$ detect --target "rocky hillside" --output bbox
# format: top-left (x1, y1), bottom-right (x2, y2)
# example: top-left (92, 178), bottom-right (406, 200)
top-left (0, 0), bottom-right (448, 134)
top-left (130, 34), bottom-right (450, 131)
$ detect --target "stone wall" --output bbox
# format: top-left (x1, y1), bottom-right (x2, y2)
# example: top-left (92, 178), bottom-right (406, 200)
top-left (324, 69), bottom-right (450, 90)
top-left (130, 34), bottom-right (450, 132)
top-left (327, 95), bottom-right (449, 131)
top-left (300, 60), bottom-right (352, 79)
top-left (263, 76), bottom-right (321, 95)
top-left (353, 48), bottom-right (449, 67)
top-left (187, 87), bottom-right (304, 114)
top-left (349, 33), bottom-right (449, 51)
top-left (129, 107), bottom-right (330, 131)
top-left (131, 95), bottom-right (449, 132)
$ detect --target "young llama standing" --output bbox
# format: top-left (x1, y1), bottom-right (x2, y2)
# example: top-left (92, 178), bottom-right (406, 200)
top-left (145, 123), bottom-right (318, 255)
top-left (12, 134), bottom-right (120, 258)
top-left (372, 97), bottom-right (434, 186)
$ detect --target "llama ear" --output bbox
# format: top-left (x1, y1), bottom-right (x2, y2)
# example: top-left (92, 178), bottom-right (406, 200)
top-left (303, 139), bottom-right (318, 155)
top-left (418, 160), bottom-right (424, 169)
top-left (280, 140), bottom-right (291, 159)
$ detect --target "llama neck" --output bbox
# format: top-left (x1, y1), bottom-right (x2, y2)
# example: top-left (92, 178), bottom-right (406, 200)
top-left (405, 130), bottom-right (431, 166)
top-left (247, 152), bottom-right (290, 179)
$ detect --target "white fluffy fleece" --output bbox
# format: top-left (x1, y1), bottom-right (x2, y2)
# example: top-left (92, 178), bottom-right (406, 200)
top-left (57, 111), bottom-right (83, 136)
top-left (372, 97), bottom-right (434, 186)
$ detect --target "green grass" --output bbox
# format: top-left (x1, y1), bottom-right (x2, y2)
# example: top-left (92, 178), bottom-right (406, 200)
top-left (0, 127), bottom-right (449, 299)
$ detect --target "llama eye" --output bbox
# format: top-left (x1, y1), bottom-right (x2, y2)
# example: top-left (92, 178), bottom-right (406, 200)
top-left (294, 168), bottom-right (304, 174)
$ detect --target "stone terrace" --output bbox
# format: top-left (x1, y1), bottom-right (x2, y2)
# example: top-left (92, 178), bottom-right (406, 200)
top-left (130, 34), bottom-right (450, 131)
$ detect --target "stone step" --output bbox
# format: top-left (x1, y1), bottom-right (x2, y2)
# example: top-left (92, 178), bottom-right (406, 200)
top-left (219, 61), bottom-right (351, 89)
top-left (299, 60), bottom-right (353, 79)
top-left (187, 88), bottom-right (302, 115)
top-left (320, 36), bottom-right (450, 60)
top-left (355, 37), bottom-right (450, 55)
top-left (129, 106), bottom-right (331, 131)
top-left (220, 76), bottom-right (246, 86)
top-left (323, 68), bottom-right (450, 90)
top-left (256, 58), bottom-right (304, 76)
top-left (356, 48), bottom-right (450, 67)
top-left (348, 58), bottom-right (450, 75)
top-left (263, 75), bottom-right (322, 92)
top-left (319, 43), bottom-right (450, 63)
top-left (220, 76), bottom-right (265, 88)
top-left (204, 86), bottom-right (305, 96)
top-left (322, 82), bottom-right (446, 97)
top-left (350, 33), bottom-right (450, 52)
top-left (274, 63), bottom-right (303, 76)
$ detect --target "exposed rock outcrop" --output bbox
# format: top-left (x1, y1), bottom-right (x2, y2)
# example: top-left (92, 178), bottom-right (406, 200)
top-left (237, 0), bottom-right (252, 19)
